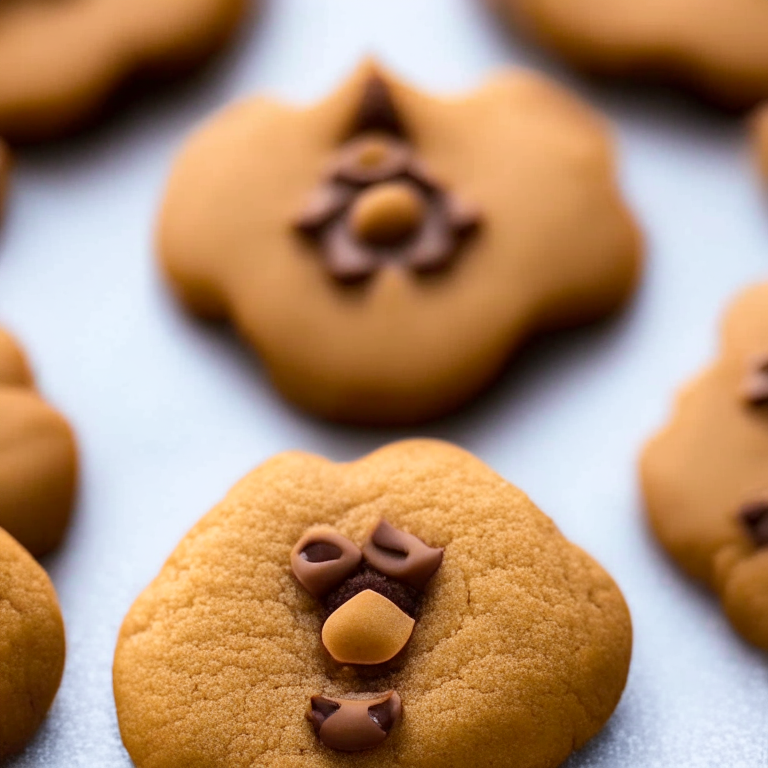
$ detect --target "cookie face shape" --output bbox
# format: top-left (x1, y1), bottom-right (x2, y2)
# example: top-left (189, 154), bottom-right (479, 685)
top-left (489, 0), bottom-right (768, 108)
top-left (0, 527), bottom-right (66, 759)
top-left (0, 327), bottom-right (78, 556)
top-left (114, 439), bottom-right (632, 768)
top-left (641, 283), bottom-right (768, 650)
top-left (0, 0), bottom-right (249, 141)
top-left (158, 62), bottom-right (642, 426)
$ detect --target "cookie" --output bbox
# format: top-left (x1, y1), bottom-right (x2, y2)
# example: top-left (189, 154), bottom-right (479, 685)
top-left (0, 0), bottom-right (249, 142)
top-left (114, 439), bottom-right (633, 768)
top-left (487, 0), bottom-right (768, 108)
top-left (0, 527), bottom-right (66, 759)
top-left (756, 105), bottom-right (768, 181)
top-left (0, 327), bottom-right (78, 556)
top-left (158, 61), bottom-right (642, 425)
top-left (641, 283), bottom-right (768, 650)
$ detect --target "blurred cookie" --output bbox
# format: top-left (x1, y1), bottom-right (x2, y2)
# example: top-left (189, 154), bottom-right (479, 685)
top-left (487, 0), bottom-right (768, 108)
top-left (114, 439), bottom-right (632, 768)
top-left (0, 527), bottom-right (66, 759)
top-left (158, 61), bottom-right (642, 425)
top-left (0, 327), bottom-right (77, 556)
top-left (756, 106), bottom-right (768, 180)
top-left (641, 283), bottom-right (768, 650)
top-left (0, 0), bottom-right (250, 141)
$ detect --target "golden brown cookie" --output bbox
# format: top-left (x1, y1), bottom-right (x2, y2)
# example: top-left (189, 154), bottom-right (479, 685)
top-left (755, 105), bottom-right (768, 181)
top-left (641, 283), bottom-right (768, 650)
top-left (487, 0), bottom-right (768, 108)
top-left (0, 526), bottom-right (66, 759)
top-left (114, 439), bottom-right (633, 768)
top-left (158, 61), bottom-right (642, 426)
top-left (0, 327), bottom-right (78, 556)
top-left (0, 0), bottom-right (249, 142)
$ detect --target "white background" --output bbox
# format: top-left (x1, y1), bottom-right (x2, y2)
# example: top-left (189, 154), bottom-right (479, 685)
top-left (3, 1), bottom-right (767, 765)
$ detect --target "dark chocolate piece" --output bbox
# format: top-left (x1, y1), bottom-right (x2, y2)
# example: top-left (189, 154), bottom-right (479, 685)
top-left (290, 529), bottom-right (362, 599)
top-left (346, 74), bottom-right (406, 138)
top-left (362, 519), bottom-right (443, 591)
top-left (739, 499), bottom-right (768, 548)
top-left (741, 354), bottom-right (768, 408)
top-left (308, 691), bottom-right (402, 752)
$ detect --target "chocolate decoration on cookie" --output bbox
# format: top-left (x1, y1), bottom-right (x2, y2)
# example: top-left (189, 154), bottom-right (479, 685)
top-left (739, 499), bottom-right (768, 548)
top-left (294, 75), bottom-right (480, 284)
top-left (363, 519), bottom-right (444, 590)
top-left (308, 691), bottom-right (402, 752)
top-left (290, 528), bottom-right (362, 599)
top-left (741, 354), bottom-right (768, 408)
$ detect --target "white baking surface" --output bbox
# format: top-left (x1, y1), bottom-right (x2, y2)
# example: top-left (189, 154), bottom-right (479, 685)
top-left (2, 1), bottom-right (767, 766)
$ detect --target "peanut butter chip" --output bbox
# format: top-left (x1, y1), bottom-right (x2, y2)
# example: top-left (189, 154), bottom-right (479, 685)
top-left (290, 528), bottom-right (362, 599)
top-left (308, 691), bottom-right (402, 752)
top-left (350, 182), bottom-right (426, 246)
top-left (741, 353), bottom-right (768, 407)
top-left (363, 519), bottom-right (444, 590)
top-left (321, 589), bottom-right (415, 665)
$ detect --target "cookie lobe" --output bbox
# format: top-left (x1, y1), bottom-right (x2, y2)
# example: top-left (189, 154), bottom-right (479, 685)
top-left (0, 528), bottom-right (66, 758)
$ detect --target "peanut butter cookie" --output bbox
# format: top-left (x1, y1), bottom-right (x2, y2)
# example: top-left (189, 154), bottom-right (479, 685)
top-left (158, 61), bottom-right (642, 425)
top-left (488, 0), bottom-right (768, 108)
top-left (641, 283), bottom-right (768, 650)
top-left (114, 439), bottom-right (633, 768)
top-left (0, 527), bottom-right (66, 759)
top-left (0, 327), bottom-right (78, 556)
top-left (0, 0), bottom-right (249, 141)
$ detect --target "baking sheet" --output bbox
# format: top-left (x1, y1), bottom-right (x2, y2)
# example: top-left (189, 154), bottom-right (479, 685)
top-left (2, 1), bottom-right (767, 765)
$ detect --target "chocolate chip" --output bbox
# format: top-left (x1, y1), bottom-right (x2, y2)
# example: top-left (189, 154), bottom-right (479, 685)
top-left (347, 74), bottom-right (406, 138)
top-left (308, 691), bottom-right (402, 752)
top-left (324, 563), bottom-right (422, 619)
top-left (739, 499), bottom-right (768, 548)
top-left (741, 354), bottom-right (768, 408)
top-left (290, 529), bottom-right (362, 599)
top-left (362, 519), bottom-right (443, 591)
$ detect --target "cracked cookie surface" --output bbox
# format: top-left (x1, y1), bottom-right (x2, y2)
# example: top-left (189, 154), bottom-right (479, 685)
top-left (0, 0), bottom-right (249, 141)
top-left (113, 439), bottom-right (632, 768)
top-left (0, 527), bottom-right (66, 759)
top-left (158, 61), bottom-right (641, 426)
top-left (488, 0), bottom-right (768, 108)
top-left (641, 283), bottom-right (768, 650)
top-left (0, 327), bottom-right (78, 556)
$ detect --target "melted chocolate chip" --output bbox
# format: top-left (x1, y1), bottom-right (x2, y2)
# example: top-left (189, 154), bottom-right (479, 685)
top-left (739, 499), bottom-right (768, 548)
top-left (290, 529), bottom-right (362, 599)
top-left (362, 519), bottom-right (444, 591)
top-left (308, 691), bottom-right (402, 752)
top-left (347, 74), bottom-right (405, 138)
top-left (741, 354), bottom-right (768, 408)
top-left (324, 564), bottom-right (422, 619)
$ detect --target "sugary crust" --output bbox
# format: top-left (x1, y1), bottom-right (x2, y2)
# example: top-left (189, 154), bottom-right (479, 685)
top-left (0, 327), bottom-right (78, 556)
top-left (0, 0), bottom-right (249, 141)
top-left (114, 439), bottom-right (632, 768)
top-left (641, 283), bottom-right (768, 650)
top-left (0, 527), bottom-right (66, 759)
top-left (158, 62), bottom-right (642, 425)
top-left (491, 0), bottom-right (768, 108)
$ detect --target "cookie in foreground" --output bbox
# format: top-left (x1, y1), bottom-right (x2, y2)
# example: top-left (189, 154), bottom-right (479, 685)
top-left (641, 283), bottom-right (768, 650)
top-left (485, 0), bottom-right (768, 108)
top-left (0, 0), bottom-right (250, 141)
top-left (0, 327), bottom-right (78, 556)
top-left (0, 527), bottom-right (66, 759)
top-left (158, 60), bottom-right (642, 426)
top-left (114, 439), bottom-right (632, 768)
